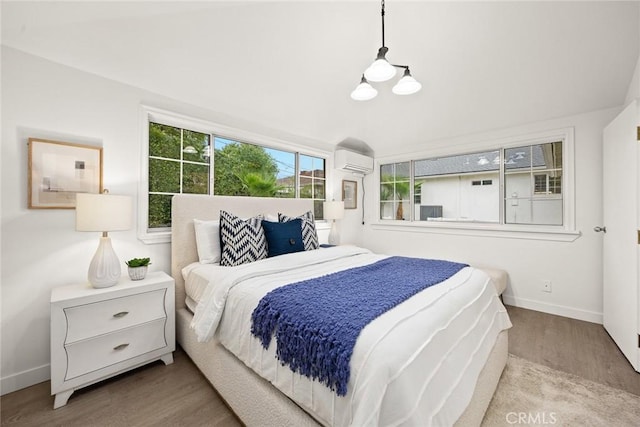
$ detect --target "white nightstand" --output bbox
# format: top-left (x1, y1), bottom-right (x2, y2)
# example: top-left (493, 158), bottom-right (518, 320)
top-left (50, 271), bottom-right (175, 409)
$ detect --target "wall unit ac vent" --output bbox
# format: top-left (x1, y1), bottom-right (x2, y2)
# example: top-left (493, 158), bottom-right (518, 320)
top-left (334, 149), bottom-right (374, 175)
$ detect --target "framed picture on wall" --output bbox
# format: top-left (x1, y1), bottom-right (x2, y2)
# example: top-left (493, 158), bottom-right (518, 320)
top-left (342, 179), bottom-right (357, 209)
top-left (28, 138), bottom-right (103, 209)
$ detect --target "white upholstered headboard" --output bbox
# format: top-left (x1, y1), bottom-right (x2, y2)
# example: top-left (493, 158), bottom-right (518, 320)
top-left (171, 194), bottom-right (313, 311)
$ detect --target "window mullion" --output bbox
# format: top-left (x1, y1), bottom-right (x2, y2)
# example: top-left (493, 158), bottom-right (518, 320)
top-left (410, 160), bottom-right (415, 222)
top-left (295, 153), bottom-right (300, 199)
top-left (179, 129), bottom-right (184, 194)
top-left (499, 148), bottom-right (505, 225)
top-left (209, 134), bottom-right (215, 195)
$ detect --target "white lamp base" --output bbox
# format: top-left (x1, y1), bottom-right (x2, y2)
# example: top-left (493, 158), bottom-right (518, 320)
top-left (328, 220), bottom-right (340, 246)
top-left (88, 236), bottom-right (121, 288)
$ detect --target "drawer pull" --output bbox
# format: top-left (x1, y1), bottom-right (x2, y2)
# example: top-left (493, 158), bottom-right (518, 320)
top-left (113, 343), bottom-right (129, 351)
top-left (113, 311), bottom-right (129, 318)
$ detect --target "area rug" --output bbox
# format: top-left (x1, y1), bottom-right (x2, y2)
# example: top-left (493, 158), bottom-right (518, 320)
top-left (482, 355), bottom-right (640, 426)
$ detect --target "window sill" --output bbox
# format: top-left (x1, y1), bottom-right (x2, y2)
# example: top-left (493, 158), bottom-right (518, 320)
top-left (138, 230), bottom-right (171, 245)
top-left (370, 221), bottom-right (581, 242)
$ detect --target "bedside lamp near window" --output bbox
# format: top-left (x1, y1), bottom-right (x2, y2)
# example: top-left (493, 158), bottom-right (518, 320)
top-left (76, 191), bottom-right (132, 288)
top-left (323, 200), bottom-right (345, 246)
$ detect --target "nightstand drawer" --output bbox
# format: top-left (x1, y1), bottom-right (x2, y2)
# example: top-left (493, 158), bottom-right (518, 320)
top-left (64, 289), bottom-right (166, 343)
top-left (65, 318), bottom-right (167, 380)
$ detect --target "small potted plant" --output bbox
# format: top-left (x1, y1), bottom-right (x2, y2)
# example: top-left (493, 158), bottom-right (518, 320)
top-left (125, 257), bottom-right (151, 281)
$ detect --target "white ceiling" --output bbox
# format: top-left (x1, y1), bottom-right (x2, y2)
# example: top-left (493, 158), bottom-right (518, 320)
top-left (2, 1), bottom-right (638, 156)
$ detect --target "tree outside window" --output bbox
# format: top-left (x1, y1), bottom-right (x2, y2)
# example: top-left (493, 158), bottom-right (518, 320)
top-left (148, 123), bottom-right (325, 230)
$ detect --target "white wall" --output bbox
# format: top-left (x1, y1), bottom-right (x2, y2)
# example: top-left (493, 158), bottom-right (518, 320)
top-left (624, 4), bottom-right (640, 105)
top-left (0, 47), bottom-right (333, 394)
top-left (363, 107), bottom-right (621, 325)
top-left (331, 170), bottom-right (366, 247)
top-left (624, 58), bottom-right (640, 105)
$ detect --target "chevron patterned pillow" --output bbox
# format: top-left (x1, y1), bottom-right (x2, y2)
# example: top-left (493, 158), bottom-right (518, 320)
top-left (219, 210), bottom-right (268, 266)
top-left (278, 211), bottom-right (319, 251)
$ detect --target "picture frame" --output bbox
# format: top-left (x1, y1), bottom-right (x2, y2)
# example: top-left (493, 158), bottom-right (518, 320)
top-left (28, 138), bottom-right (103, 209)
top-left (342, 179), bottom-right (357, 209)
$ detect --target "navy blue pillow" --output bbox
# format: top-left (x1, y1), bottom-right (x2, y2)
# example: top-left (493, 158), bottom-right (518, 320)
top-left (262, 219), bottom-right (305, 257)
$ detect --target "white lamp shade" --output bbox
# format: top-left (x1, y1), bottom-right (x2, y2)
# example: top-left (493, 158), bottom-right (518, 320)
top-left (364, 58), bottom-right (397, 82)
top-left (323, 201), bottom-right (345, 220)
top-left (351, 81), bottom-right (378, 101)
top-left (392, 74), bottom-right (422, 95)
top-left (76, 193), bottom-right (132, 232)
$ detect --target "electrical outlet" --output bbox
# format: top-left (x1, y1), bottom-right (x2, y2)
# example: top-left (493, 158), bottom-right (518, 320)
top-left (542, 280), bottom-right (552, 293)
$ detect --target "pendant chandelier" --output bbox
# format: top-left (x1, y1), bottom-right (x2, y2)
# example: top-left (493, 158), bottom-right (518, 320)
top-left (351, 0), bottom-right (422, 101)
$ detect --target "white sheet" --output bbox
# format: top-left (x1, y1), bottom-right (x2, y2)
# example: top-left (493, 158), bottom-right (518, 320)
top-left (191, 246), bottom-right (512, 426)
top-left (182, 262), bottom-right (215, 310)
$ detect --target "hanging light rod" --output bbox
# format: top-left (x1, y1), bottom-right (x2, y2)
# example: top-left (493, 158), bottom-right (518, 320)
top-left (351, 0), bottom-right (421, 101)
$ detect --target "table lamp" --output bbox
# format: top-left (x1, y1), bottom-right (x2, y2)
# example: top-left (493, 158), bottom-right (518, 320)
top-left (76, 192), bottom-right (132, 288)
top-left (323, 200), bottom-right (345, 245)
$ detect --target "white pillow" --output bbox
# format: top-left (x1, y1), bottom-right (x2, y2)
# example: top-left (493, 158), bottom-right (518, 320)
top-left (193, 219), bottom-right (221, 264)
top-left (264, 213), bottom-right (278, 222)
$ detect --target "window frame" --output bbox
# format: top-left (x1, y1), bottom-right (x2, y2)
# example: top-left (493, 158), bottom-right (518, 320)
top-left (372, 127), bottom-right (579, 242)
top-left (147, 123), bottom-right (213, 230)
top-left (138, 106), bottom-right (331, 244)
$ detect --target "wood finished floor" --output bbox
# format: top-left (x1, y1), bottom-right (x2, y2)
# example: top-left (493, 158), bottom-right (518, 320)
top-left (2, 305), bottom-right (639, 426)
top-left (507, 305), bottom-right (640, 396)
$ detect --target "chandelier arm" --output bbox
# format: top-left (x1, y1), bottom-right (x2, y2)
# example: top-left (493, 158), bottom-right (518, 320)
top-left (389, 64), bottom-right (409, 69)
top-left (381, 0), bottom-right (386, 47)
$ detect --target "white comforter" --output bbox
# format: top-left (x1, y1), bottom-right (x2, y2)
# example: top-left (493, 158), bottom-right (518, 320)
top-left (190, 246), bottom-right (511, 426)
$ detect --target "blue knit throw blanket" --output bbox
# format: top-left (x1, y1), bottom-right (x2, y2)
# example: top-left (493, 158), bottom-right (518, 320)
top-left (250, 256), bottom-right (468, 396)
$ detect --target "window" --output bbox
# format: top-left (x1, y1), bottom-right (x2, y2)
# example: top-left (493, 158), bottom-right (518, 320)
top-left (299, 154), bottom-right (326, 219)
top-left (380, 162), bottom-right (411, 220)
top-left (379, 138), bottom-right (568, 228)
top-left (212, 137), bottom-right (296, 198)
top-left (412, 150), bottom-right (500, 223)
top-left (504, 142), bottom-right (562, 225)
top-left (143, 109), bottom-right (327, 237)
top-left (148, 122), bottom-right (211, 229)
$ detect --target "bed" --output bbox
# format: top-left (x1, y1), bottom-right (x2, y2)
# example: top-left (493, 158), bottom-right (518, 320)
top-left (171, 194), bottom-right (511, 426)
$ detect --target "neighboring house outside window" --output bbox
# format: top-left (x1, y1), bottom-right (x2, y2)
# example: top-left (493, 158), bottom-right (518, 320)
top-left (504, 142), bottom-right (562, 225)
top-left (413, 149), bottom-right (500, 223)
top-left (379, 138), bottom-right (567, 229)
top-left (298, 155), bottom-right (326, 220)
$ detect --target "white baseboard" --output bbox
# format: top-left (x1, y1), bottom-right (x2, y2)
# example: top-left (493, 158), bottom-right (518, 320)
top-left (502, 294), bottom-right (603, 324)
top-left (1, 364), bottom-right (50, 396)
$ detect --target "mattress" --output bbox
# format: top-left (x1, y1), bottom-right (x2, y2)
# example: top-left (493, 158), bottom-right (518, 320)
top-left (186, 246), bottom-right (512, 426)
top-left (182, 262), bottom-right (215, 312)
